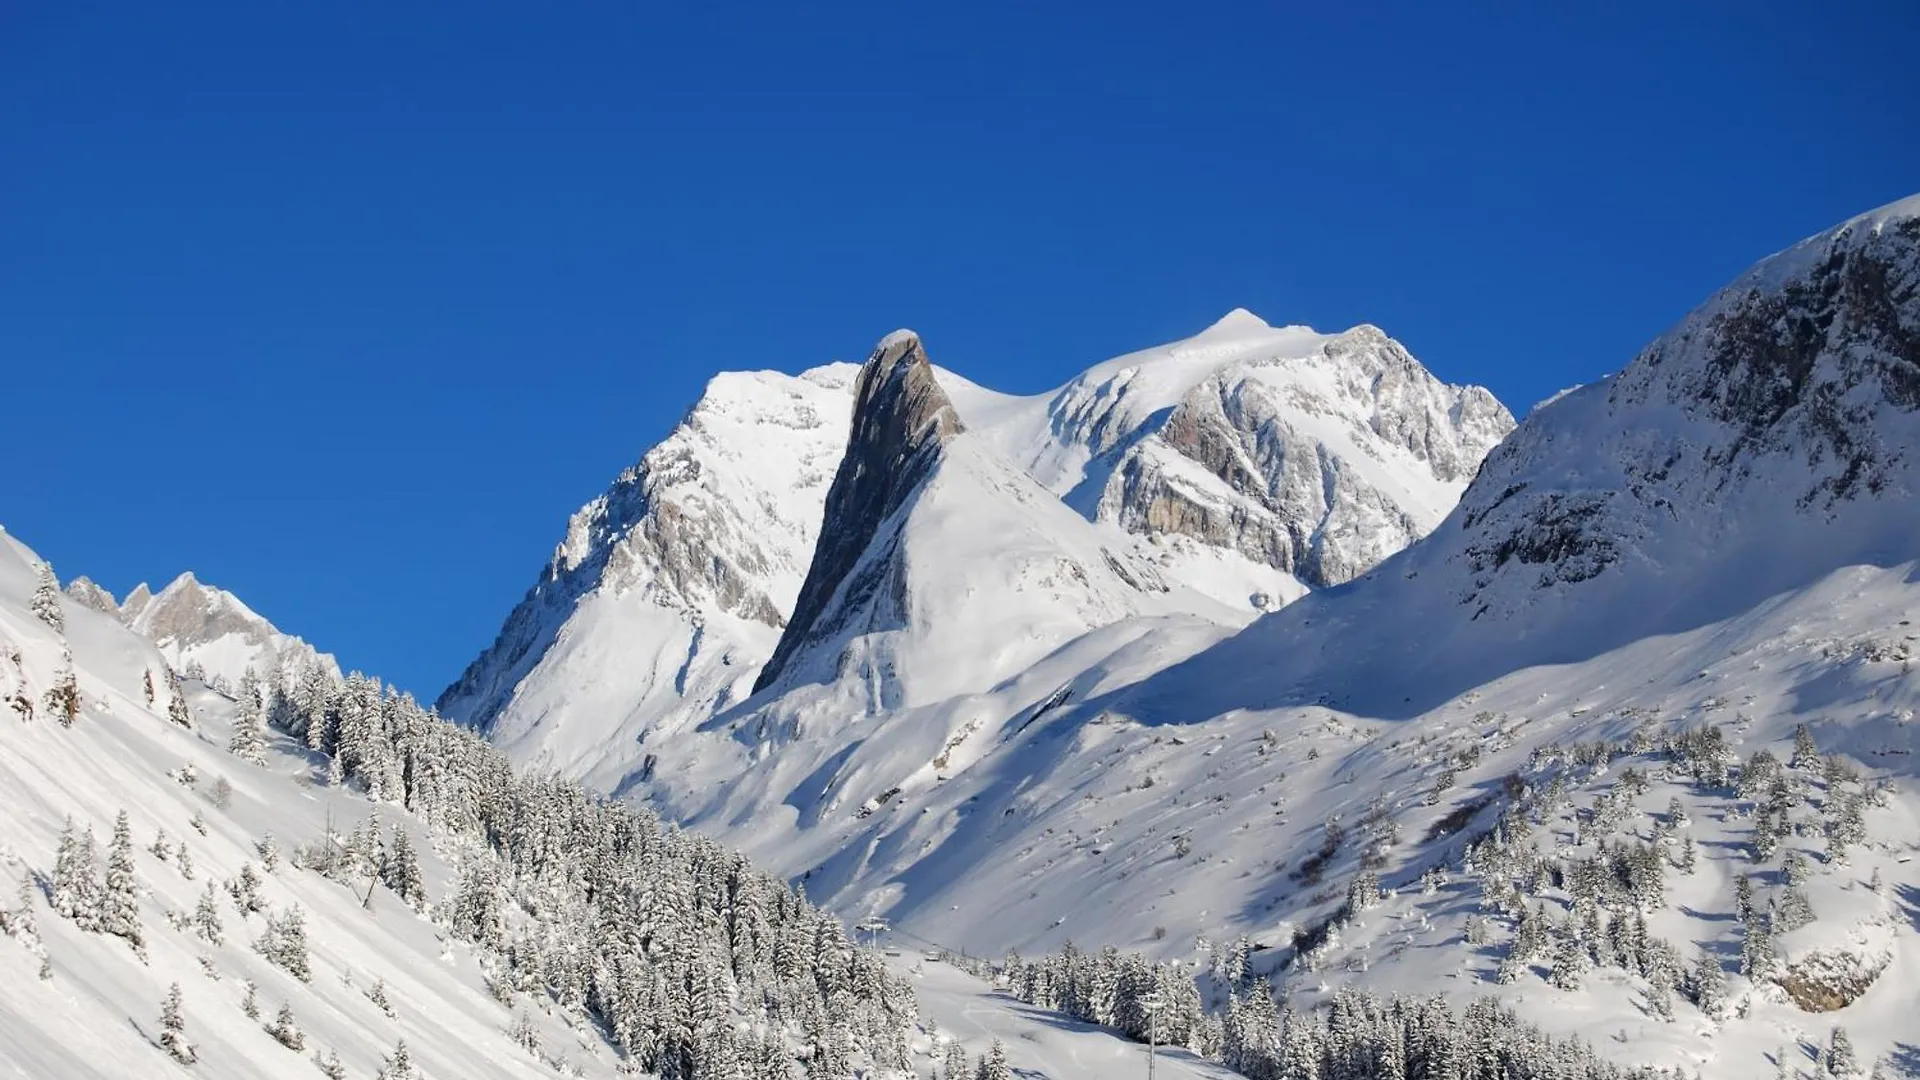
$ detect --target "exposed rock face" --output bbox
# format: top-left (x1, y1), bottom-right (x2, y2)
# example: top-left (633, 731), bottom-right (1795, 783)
top-left (754, 331), bottom-right (963, 693)
top-left (1091, 325), bottom-right (1514, 588)
top-left (62, 576), bottom-right (120, 616)
top-left (1776, 948), bottom-right (1890, 1012)
top-left (1455, 197), bottom-right (1920, 613)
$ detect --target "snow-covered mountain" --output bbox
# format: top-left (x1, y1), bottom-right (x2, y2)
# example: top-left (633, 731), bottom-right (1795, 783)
top-left (436, 362), bottom-right (862, 785)
top-left (563, 195), bottom-right (1920, 1078)
top-left (70, 571), bottom-right (343, 692)
top-left (442, 311), bottom-right (1508, 786)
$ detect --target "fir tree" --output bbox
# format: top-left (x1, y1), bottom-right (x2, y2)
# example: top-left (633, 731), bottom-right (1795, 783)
top-left (255, 905), bottom-right (312, 981)
top-left (1548, 932), bottom-right (1588, 991)
top-left (177, 841), bottom-right (195, 880)
top-left (369, 977), bottom-right (394, 1017)
top-left (375, 1039), bottom-right (418, 1080)
top-left (51, 817), bottom-right (99, 926)
top-left (1778, 886), bottom-right (1817, 932)
top-left (102, 810), bottom-right (143, 950)
top-left (165, 667), bottom-right (193, 727)
top-left (269, 1002), bottom-right (305, 1050)
top-left (231, 863), bottom-right (265, 915)
top-left (382, 826), bottom-right (423, 906)
top-left (509, 1009), bottom-right (540, 1055)
top-left (1690, 950), bottom-right (1727, 1021)
top-left (1827, 1025), bottom-right (1858, 1076)
top-left (43, 660), bottom-right (80, 727)
top-left (1791, 724), bottom-right (1820, 769)
top-left (1825, 794), bottom-right (1866, 865)
top-left (30, 562), bottom-right (63, 633)
top-left (241, 979), bottom-right (261, 1020)
top-left (228, 667), bottom-right (268, 765)
top-left (194, 882), bottom-right (224, 944)
top-left (976, 1038), bottom-right (1013, 1080)
top-left (942, 1037), bottom-right (970, 1079)
top-left (158, 982), bottom-right (196, 1064)
top-left (312, 1048), bottom-right (347, 1080)
top-left (1783, 848), bottom-right (1809, 887)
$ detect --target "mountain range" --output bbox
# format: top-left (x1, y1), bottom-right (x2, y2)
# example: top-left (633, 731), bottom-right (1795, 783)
top-left (7, 192), bottom-right (1917, 1078)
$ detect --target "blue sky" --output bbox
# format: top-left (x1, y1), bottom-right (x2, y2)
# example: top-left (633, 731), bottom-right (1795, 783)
top-left (2, 2), bottom-right (1915, 698)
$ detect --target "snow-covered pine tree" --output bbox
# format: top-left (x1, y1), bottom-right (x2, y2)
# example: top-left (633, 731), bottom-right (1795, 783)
top-left (1827, 1025), bottom-right (1859, 1075)
top-left (1791, 724), bottom-right (1820, 769)
top-left (1777, 886), bottom-right (1817, 932)
top-left (229, 862), bottom-right (265, 915)
top-left (227, 666), bottom-right (268, 765)
top-left (158, 982), bottom-right (196, 1064)
top-left (194, 882), bottom-right (223, 944)
top-left (1690, 949), bottom-right (1727, 1021)
top-left (102, 809), bottom-right (143, 951)
top-left (241, 979), bottom-right (260, 1020)
top-left (30, 562), bottom-right (63, 632)
top-left (375, 1039), bottom-right (417, 1080)
top-left (1547, 930), bottom-right (1588, 991)
top-left (254, 904), bottom-right (312, 981)
top-left (381, 825), bottom-right (423, 907)
top-left (268, 1002), bottom-right (304, 1050)
top-left (43, 655), bottom-right (80, 727)
top-left (165, 666), bottom-right (192, 728)
top-left (1825, 793), bottom-right (1866, 864)
top-left (941, 1037), bottom-right (970, 1080)
top-left (369, 977), bottom-right (394, 1017)
top-left (509, 1010), bottom-right (540, 1055)
top-left (312, 1048), bottom-right (347, 1079)
top-left (976, 1039), bottom-right (1013, 1080)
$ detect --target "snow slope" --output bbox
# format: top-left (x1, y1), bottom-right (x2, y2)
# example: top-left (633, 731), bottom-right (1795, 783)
top-left (0, 528), bottom-right (599, 1078)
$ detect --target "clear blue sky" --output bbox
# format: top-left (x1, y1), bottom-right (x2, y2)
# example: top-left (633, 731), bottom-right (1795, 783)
top-left (3, 2), bottom-right (1914, 698)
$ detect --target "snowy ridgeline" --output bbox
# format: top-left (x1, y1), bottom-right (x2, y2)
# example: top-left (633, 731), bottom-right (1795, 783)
top-left (0, 532), bottom-right (921, 1079)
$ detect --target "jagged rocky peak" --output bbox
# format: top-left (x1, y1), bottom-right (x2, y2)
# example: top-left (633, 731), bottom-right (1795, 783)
top-left (1089, 315), bottom-right (1515, 588)
top-left (753, 330), bottom-right (964, 693)
top-left (119, 580), bottom-right (153, 622)
top-left (436, 361), bottom-right (857, 747)
top-left (1454, 192), bottom-right (1920, 611)
top-left (122, 571), bottom-right (341, 688)
top-left (62, 574), bottom-right (120, 616)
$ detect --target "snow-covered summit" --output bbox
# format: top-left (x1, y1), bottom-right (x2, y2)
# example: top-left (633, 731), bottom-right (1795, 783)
top-left (942, 310), bottom-right (1515, 590)
top-left (1143, 191), bottom-right (1920, 722)
top-left (116, 572), bottom-right (339, 692)
top-left (435, 360), bottom-right (860, 784)
top-left (444, 311), bottom-right (1508, 787)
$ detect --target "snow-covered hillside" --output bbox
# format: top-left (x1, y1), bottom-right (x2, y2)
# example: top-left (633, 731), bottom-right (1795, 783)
top-left (0, 526), bottom-right (926, 1079)
top-left (586, 195), bottom-right (1920, 1078)
top-left (443, 312), bottom-right (1506, 789)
